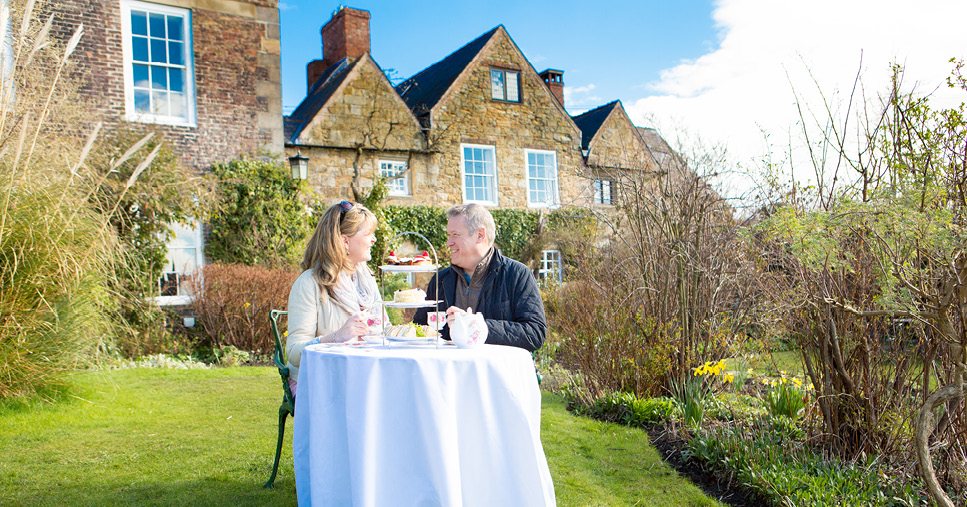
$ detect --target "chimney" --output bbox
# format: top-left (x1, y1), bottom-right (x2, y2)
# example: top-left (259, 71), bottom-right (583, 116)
top-left (306, 7), bottom-right (371, 92)
top-left (539, 69), bottom-right (565, 108)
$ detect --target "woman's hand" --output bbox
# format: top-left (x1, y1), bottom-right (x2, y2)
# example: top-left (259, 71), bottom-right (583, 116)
top-left (334, 312), bottom-right (369, 342)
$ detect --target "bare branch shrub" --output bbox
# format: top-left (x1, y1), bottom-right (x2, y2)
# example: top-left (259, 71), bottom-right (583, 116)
top-left (549, 131), bottom-right (764, 398)
top-left (188, 263), bottom-right (300, 354)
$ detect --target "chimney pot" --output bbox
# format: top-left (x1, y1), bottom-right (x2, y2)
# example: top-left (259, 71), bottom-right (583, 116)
top-left (539, 69), bottom-right (565, 108)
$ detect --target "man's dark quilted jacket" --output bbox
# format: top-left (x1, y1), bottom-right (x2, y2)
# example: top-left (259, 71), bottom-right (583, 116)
top-left (413, 249), bottom-right (546, 352)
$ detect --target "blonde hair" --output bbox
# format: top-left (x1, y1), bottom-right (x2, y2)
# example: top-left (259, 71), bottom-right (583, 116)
top-left (302, 201), bottom-right (377, 299)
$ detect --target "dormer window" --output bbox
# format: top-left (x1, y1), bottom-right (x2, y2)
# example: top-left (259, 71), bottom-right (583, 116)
top-left (490, 69), bottom-right (519, 102)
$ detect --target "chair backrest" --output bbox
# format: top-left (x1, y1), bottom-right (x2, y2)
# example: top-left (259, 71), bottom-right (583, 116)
top-left (269, 310), bottom-right (295, 411)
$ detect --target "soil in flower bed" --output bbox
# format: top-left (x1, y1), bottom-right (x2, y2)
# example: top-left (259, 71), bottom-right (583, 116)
top-left (645, 424), bottom-right (770, 507)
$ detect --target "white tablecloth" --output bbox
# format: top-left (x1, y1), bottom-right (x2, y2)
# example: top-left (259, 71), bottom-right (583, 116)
top-left (293, 343), bottom-right (556, 506)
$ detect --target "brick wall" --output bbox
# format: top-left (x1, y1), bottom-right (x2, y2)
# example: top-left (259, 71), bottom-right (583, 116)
top-left (49, 0), bottom-right (282, 172)
top-left (320, 7), bottom-right (370, 68)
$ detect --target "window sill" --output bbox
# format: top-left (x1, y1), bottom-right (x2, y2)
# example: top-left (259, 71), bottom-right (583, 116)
top-left (125, 113), bottom-right (196, 128)
top-left (153, 295), bottom-right (193, 306)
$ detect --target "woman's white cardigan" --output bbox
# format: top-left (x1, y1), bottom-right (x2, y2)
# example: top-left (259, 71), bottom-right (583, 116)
top-left (285, 268), bottom-right (358, 381)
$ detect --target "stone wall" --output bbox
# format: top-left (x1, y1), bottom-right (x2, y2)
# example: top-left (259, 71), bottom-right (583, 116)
top-left (50, 0), bottom-right (282, 172)
top-left (300, 58), bottom-right (423, 152)
top-left (586, 107), bottom-right (658, 173)
top-left (289, 27), bottom-right (604, 211)
top-left (429, 28), bottom-right (590, 210)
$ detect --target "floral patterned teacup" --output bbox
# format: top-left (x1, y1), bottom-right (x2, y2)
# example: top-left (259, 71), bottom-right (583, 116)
top-left (449, 310), bottom-right (487, 348)
top-left (427, 311), bottom-right (448, 328)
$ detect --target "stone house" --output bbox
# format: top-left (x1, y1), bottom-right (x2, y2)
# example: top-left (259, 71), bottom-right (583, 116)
top-left (49, 0), bottom-right (284, 303)
top-left (285, 7), bottom-right (668, 280)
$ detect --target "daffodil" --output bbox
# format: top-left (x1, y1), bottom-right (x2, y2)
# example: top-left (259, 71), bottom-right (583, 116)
top-left (244, 302), bottom-right (251, 308)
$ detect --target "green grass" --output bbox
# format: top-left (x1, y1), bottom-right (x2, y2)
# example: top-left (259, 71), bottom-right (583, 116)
top-left (0, 367), bottom-right (722, 506)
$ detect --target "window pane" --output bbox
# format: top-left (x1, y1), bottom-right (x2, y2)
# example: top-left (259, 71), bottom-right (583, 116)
top-left (169, 67), bottom-right (183, 92)
top-left (490, 70), bottom-right (503, 100)
top-left (167, 16), bottom-right (184, 41)
top-left (131, 11), bottom-right (148, 36)
top-left (134, 89), bottom-right (150, 113)
top-left (133, 64), bottom-right (150, 88)
top-left (132, 36), bottom-right (149, 62)
top-left (506, 72), bottom-right (519, 102)
top-left (168, 41), bottom-right (183, 66)
top-left (149, 13), bottom-right (166, 38)
top-left (150, 38), bottom-right (167, 63)
top-left (170, 92), bottom-right (185, 118)
top-left (152, 90), bottom-right (169, 115)
top-left (151, 66), bottom-right (167, 89)
top-left (482, 147), bottom-right (494, 163)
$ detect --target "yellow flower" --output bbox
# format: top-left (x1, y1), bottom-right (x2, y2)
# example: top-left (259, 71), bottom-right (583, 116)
top-left (780, 377), bottom-right (788, 384)
top-left (244, 302), bottom-right (251, 308)
top-left (723, 373), bottom-right (734, 383)
top-left (747, 368), bottom-right (754, 375)
top-left (283, 331), bottom-right (288, 337)
top-left (780, 370), bottom-right (787, 376)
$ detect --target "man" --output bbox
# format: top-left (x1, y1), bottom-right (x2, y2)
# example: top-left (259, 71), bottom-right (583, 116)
top-left (414, 204), bottom-right (546, 351)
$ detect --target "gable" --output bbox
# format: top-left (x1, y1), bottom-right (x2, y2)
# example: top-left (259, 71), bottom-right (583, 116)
top-left (584, 101), bottom-right (658, 172)
top-left (293, 55), bottom-right (423, 151)
top-left (428, 26), bottom-right (580, 141)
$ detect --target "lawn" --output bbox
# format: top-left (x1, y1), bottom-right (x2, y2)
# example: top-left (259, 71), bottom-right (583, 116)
top-left (0, 367), bottom-right (721, 506)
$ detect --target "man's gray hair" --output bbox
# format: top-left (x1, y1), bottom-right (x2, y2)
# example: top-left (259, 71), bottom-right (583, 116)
top-left (447, 204), bottom-right (496, 245)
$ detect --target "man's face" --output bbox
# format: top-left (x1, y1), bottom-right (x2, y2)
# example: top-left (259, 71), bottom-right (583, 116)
top-left (446, 215), bottom-right (486, 271)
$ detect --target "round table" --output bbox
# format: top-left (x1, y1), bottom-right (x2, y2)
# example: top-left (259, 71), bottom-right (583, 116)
top-left (293, 342), bottom-right (556, 506)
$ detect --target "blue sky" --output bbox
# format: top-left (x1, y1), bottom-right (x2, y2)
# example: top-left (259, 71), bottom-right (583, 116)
top-left (279, 0), bottom-right (718, 115)
top-left (280, 1), bottom-right (967, 198)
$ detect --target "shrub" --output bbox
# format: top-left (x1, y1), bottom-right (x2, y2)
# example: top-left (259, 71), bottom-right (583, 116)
top-left (188, 263), bottom-right (301, 354)
top-left (207, 158), bottom-right (318, 267)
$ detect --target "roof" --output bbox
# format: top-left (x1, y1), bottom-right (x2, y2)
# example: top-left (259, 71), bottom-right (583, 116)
top-left (570, 101), bottom-right (620, 150)
top-left (395, 26), bottom-right (500, 116)
top-left (636, 127), bottom-right (678, 170)
top-left (284, 57), bottom-right (357, 143)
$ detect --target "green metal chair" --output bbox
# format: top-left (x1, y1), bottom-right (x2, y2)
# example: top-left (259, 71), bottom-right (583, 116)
top-left (264, 309), bottom-right (294, 489)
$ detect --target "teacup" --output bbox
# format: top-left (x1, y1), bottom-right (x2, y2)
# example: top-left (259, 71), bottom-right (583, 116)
top-left (426, 311), bottom-right (448, 327)
top-left (449, 310), bottom-right (487, 348)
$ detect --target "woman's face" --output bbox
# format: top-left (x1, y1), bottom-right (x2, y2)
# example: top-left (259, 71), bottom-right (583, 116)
top-left (343, 221), bottom-right (377, 265)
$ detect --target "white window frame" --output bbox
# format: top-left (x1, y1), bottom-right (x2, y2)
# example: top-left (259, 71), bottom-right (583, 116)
top-left (120, 0), bottom-right (196, 127)
top-left (379, 160), bottom-right (409, 196)
top-left (155, 219), bottom-right (204, 306)
top-left (593, 179), bottom-right (613, 205)
top-left (539, 250), bottom-right (563, 283)
top-left (460, 143), bottom-right (499, 205)
top-left (489, 68), bottom-right (520, 103)
top-left (525, 149), bottom-right (559, 208)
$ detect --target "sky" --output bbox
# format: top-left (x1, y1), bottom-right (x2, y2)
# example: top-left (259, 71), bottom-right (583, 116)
top-left (279, 0), bottom-right (967, 199)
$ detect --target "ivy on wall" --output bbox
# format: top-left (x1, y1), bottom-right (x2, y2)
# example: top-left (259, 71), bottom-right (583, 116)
top-left (380, 205), bottom-right (597, 269)
top-left (207, 158), bottom-right (319, 267)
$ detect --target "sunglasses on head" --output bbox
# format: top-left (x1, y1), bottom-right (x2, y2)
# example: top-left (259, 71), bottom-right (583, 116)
top-left (339, 200), bottom-right (356, 218)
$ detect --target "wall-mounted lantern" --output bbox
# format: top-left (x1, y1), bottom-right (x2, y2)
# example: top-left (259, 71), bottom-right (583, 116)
top-left (288, 151), bottom-right (309, 180)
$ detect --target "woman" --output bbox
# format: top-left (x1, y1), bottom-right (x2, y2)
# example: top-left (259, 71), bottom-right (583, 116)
top-left (286, 200), bottom-right (381, 396)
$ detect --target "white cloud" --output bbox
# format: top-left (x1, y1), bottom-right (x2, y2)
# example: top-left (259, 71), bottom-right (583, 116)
top-left (564, 83), bottom-right (602, 112)
top-left (626, 0), bottom-right (967, 197)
